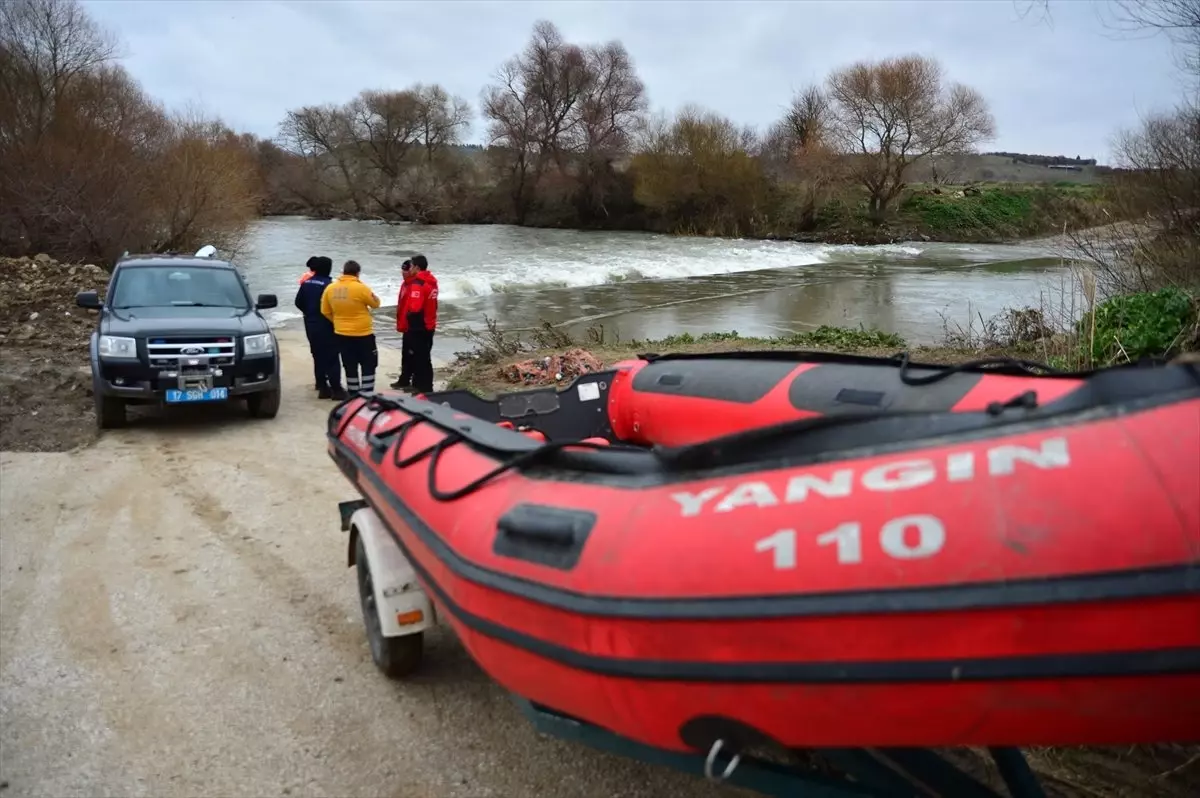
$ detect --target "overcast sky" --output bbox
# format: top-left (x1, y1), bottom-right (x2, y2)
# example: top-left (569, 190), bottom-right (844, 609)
top-left (81, 0), bottom-right (1186, 163)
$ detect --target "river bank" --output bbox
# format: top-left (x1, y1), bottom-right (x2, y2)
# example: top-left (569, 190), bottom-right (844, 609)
top-left (286, 183), bottom-right (1111, 249)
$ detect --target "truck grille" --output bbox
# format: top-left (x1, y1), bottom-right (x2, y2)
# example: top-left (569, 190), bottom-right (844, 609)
top-left (147, 337), bottom-right (236, 368)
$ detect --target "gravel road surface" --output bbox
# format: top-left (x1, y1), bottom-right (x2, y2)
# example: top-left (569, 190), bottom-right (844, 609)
top-left (0, 332), bottom-right (747, 798)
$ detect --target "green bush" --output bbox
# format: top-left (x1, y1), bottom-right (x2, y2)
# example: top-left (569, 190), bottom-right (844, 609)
top-left (1080, 288), bottom-right (1197, 364)
top-left (786, 325), bottom-right (907, 349)
top-left (900, 189), bottom-right (1034, 233)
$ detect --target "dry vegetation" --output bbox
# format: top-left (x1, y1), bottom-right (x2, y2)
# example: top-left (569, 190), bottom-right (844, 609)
top-left (0, 0), bottom-right (262, 266)
top-left (262, 21), bottom-right (1110, 244)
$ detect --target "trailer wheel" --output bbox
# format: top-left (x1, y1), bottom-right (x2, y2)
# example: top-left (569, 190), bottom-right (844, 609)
top-left (355, 533), bottom-right (423, 678)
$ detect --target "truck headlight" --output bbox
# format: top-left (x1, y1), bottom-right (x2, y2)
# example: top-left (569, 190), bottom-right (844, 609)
top-left (98, 335), bottom-right (137, 359)
top-left (243, 333), bottom-right (275, 357)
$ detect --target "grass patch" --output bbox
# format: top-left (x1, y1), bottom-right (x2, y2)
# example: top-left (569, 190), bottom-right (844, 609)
top-left (894, 184), bottom-right (1105, 240)
top-left (790, 183), bottom-right (1110, 245)
top-left (444, 317), bottom-right (1014, 395)
top-left (901, 188), bottom-right (1035, 233)
top-left (938, 276), bottom-right (1199, 371)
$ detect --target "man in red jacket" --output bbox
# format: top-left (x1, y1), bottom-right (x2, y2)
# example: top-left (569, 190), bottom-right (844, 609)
top-left (403, 254), bottom-right (438, 393)
top-left (390, 260), bottom-right (415, 390)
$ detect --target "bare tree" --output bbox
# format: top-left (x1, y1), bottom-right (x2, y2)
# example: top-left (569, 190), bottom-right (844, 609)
top-left (148, 109), bottom-right (262, 254)
top-left (347, 89), bottom-right (423, 212)
top-left (0, 0), bottom-right (118, 146)
top-left (824, 54), bottom-right (995, 223)
top-left (575, 41), bottom-right (647, 218)
top-left (763, 85), bottom-right (843, 229)
top-left (412, 83), bottom-right (471, 161)
top-left (1020, 1), bottom-right (1199, 292)
top-left (481, 20), bottom-right (647, 222)
top-left (278, 104), bottom-right (367, 213)
top-left (481, 58), bottom-right (541, 222)
top-left (1068, 104), bottom-right (1199, 293)
top-left (1020, 1), bottom-right (1199, 78)
top-left (0, 0), bottom-right (260, 263)
top-left (279, 83), bottom-right (471, 220)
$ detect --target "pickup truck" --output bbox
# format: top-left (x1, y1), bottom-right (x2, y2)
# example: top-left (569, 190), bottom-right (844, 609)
top-left (76, 251), bottom-right (283, 429)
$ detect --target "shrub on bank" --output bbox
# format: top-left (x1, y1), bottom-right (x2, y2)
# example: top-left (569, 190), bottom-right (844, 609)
top-left (1081, 288), bottom-right (1199, 365)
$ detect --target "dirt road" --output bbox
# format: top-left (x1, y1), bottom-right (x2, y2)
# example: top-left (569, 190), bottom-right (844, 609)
top-left (0, 332), bottom-right (743, 798)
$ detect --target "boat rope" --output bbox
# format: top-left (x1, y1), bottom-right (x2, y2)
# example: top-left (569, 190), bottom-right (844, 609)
top-left (341, 394), bottom-right (625, 502)
top-left (895, 351), bottom-right (1062, 386)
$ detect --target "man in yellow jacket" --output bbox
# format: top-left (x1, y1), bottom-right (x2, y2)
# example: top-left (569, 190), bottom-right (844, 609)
top-left (321, 260), bottom-right (382, 394)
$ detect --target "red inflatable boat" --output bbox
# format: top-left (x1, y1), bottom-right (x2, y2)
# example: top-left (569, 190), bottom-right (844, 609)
top-left (328, 351), bottom-right (1200, 754)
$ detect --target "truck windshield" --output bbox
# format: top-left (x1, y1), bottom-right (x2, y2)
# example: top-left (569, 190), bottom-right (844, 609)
top-left (111, 266), bottom-right (250, 309)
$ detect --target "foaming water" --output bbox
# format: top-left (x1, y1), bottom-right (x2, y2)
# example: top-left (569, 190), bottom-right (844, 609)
top-left (240, 217), bottom-right (1064, 326)
top-left (238, 217), bottom-right (1081, 370)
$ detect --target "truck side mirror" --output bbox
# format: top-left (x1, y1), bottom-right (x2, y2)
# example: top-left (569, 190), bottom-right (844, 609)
top-left (76, 291), bottom-right (102, 309)
top-left (255, 293), bottom-right (278, 310)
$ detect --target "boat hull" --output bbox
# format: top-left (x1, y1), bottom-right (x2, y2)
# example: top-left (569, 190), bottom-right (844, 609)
top-left (329, 358), bottom-right (1200, 752)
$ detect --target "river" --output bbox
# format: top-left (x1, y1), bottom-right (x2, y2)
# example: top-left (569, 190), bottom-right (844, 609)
top-left (240, 216), bottom-right (1075, 363)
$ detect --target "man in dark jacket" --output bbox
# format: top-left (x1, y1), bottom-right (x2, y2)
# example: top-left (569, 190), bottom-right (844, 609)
top-left (294, 256), bottom-right (345, 400)
top-left (402, 254), bottom-right (438, 394)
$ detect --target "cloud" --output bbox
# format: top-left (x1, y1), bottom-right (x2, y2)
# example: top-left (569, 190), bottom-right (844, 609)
top-left (81, 0), bottom-right (1181, 162)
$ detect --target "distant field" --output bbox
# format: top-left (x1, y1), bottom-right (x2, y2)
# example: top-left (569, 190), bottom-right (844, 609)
top-left (902, 153), bottom-right (1105, 185)
top-left (454, 146), bottom-right (1107, 187)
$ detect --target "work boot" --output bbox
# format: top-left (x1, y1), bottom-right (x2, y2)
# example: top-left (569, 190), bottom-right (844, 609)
top-left (390, 377), bottom-right (410, 390)
top-left (317, 386), bottom-right (332, 399)
top-left (329, 387), bottom-right (348, 401)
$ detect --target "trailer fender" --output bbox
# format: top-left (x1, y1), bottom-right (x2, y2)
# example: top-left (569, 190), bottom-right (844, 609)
top-left (345, 505), bottom-right (435, 638)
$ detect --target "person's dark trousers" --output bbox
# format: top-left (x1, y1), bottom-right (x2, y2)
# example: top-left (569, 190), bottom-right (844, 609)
top-left (392, 331), bottom-right (413, 389)
top-left (304, 319), bottom-right (342, 392)
top-left (409, 327), bottom-right (436, 393)
top-left (337, 333), bottom-right (378, 394)
top-left (304, 325), bottom-right (322, 390)
top-left (310, 330), bottom-right (343, 397)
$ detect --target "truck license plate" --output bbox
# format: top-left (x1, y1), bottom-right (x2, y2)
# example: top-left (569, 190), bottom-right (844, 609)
top-left (165, 387), bottom-right (229, 403)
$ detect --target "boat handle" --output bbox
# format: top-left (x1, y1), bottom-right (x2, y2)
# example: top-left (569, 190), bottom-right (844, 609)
top-left (493, 504), bottom-right (597, 571)
top-left (704, 739), bottom-right (741, 783)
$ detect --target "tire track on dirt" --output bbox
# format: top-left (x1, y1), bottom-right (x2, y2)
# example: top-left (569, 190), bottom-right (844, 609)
top-left (138, 436), bottom-right (368, 660)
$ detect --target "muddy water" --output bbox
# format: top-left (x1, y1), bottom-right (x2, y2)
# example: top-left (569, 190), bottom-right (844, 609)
top-left (240, 217), bottom-right (1075, 362)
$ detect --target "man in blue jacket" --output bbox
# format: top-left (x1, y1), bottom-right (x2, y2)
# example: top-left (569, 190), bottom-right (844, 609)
top-left (294, 256), bottom-right (345, 400)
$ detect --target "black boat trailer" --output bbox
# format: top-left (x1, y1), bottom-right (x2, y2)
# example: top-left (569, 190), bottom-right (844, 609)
top-left (515, 698), bottom-right (1047, 798)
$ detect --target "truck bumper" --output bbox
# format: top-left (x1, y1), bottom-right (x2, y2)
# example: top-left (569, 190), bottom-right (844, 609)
top-left (95, 357), bottom-right (280, 402)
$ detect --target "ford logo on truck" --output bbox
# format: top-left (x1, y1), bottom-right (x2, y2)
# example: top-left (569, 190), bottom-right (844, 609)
top-left (180, 346), bottom-right (204, 355)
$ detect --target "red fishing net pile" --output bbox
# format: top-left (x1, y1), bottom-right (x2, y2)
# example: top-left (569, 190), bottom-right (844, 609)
top-left (501, 348), bottom-right (605, 386)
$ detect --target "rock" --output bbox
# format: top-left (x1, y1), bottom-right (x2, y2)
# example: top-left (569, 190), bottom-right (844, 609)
top-left (68, 266), bottom-right (77, 276)
top-left (33, 253), bottom-right (52, 264)
top-left (28, 312), bottom-right (38, 321)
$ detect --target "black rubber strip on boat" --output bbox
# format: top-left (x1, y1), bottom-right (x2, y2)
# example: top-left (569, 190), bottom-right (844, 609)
top-left (339, 469), bottom-right (1200, 683)
top-left (328, 435), bottom-right (1200, 621)
top-left (338, 377), bottom-right (1200, 492)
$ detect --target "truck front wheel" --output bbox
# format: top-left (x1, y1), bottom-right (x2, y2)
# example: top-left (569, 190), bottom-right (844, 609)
top-left (95, 393), bottom-right (126, 429)
top-left (355, 533), bottom-right (423, 678)
top-left (246, 388), bottom-right (281, 419)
